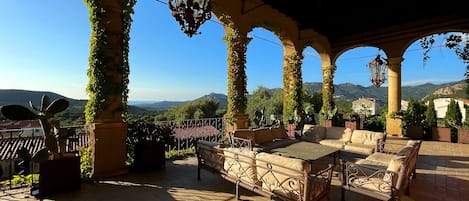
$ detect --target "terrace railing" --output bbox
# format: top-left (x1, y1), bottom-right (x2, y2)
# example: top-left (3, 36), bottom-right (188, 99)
top-left (155, 117), bottom-right (225, 151)
top-left (0, 125), bottom-right (89, 191)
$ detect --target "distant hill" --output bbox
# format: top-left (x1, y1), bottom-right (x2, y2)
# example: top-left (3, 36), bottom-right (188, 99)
top-left (0, 80), bottom-right (465, 116)
top-left (303, 80), bottom-right (465, 103)
top-left (0, 89), bottom-right (86, 107)
top-left (136, 92), bottom-right (228, 110)
top-left (195, 93), bottom-right (227, 109)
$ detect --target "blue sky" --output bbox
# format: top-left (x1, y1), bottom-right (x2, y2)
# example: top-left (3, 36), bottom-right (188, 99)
top-left (0, 1), bottom-right (466, 102)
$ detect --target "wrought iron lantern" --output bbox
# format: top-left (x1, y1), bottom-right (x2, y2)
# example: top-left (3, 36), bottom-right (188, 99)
top-left (367, 54), bottom-right (389, 88)
top-left (168, 0), bottom-right (212, 37)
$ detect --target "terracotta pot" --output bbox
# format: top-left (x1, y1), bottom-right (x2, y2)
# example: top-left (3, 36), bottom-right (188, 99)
top-left (133, 141), bottom-right (166, 171)
top-left (432, 127), bottom-right (451, 142)
top-left (31, 155), bottom-right (81, 197)
top-left (406, 125), bottom-right (424, 139)
top-left (458, 128), bottom-right (469, 144)
top-left (323, 120), bottom-right (333, 128)
top-left (345, 121), bottom-right (359, 130)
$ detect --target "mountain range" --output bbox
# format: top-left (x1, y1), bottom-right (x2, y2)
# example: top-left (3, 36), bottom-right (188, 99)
top-left (0, 80), bottom-right (465, 114)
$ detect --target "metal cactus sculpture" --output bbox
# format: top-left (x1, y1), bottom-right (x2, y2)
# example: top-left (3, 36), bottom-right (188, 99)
top-left (0, 95), bottom-right (72, 162)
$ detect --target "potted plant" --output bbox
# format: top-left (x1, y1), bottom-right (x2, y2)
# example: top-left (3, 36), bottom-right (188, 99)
top-left (0, 95), bottom-right (80, 197)
top-left (126, 120), bottom-right (175, 172)
top-left (343, 111), bottom-right (360, 130)
top-left (401, 98), bottom-right (426, 139)
top-left (319, 104), bottom-right (337, 127)
top-left (286, 109), bottom-right (303, 139)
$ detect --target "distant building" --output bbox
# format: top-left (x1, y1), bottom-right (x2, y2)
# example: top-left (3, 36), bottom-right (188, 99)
top-left (0, 120), bottom-right (44, 138)
top-left (430, 98), bottom-right (468, 122)
top-left (352, 98), bottom-right (380, 116)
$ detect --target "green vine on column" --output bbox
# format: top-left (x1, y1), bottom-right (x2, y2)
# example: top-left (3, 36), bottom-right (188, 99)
top-left (320, 65), bottom-right (337, 122)
top-left (223, 23), bottom-right (251, 118)
top-left (84, 0), bottom-right (136, 123)
top-left (282, 52), bottom-right (304, 124)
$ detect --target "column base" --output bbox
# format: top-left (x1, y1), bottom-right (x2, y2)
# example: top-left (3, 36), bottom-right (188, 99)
top-left (89, 122), bottom-right (128, 180)
top-left (386, 117), bottom-right (402, 137)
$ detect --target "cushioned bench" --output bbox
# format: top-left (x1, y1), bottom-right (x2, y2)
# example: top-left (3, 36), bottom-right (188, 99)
top-left (196, 140), bottom-right (335, 201)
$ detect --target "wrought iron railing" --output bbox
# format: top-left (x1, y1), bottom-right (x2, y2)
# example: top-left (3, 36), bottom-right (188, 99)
top-left (1, 118), bottom-right (225, 191)
top-left (0, 125), bottom-right (89, 191)
top-left (155, 117), bottom-right (225, 151)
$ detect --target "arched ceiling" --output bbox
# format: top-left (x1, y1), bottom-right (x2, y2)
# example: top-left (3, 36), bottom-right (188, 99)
top-left (260, 0), bottom-right (469, 46)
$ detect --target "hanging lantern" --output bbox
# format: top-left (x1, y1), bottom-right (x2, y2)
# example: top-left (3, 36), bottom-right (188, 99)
top-left (367, 54), bottom-right (389, 88)
top-left (168, 0), bottom-right (212, 37)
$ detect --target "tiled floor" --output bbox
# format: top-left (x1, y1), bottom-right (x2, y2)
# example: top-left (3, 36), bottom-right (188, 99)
top-left (2, 138), bottom-right (469, 201)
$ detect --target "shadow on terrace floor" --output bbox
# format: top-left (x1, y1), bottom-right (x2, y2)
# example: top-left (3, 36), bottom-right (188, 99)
top-left (2, 138), bottom-right (469, 201)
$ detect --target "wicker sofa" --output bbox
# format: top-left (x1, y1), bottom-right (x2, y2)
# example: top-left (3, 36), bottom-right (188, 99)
top-left (339, 140), bottom-right (422, 201)
top-left (196, 140), bottom-right (334, 201)
top-left (301, 125), bottom-right (386, 155)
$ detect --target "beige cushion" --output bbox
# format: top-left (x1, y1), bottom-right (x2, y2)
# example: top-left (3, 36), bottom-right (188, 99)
top-left (197, 141), bottom-right (224, 171)
top-left (319, 139), bottom-right (347, 149)
top-left (223, 148), bottom-right (258, 184)
top-left (350, 130), bottom-right (385, 145)
top-left (366, 152), bottom-right (401, 164)
top-left (271, 127), bottom-right (288, 139)
top-left (303, 125), bottom-right (326, 140)
top-left (256, 152), bottom-right (309, 200)
top-left (397, 145), bottom-right (413, 156)
top-left (387, 156), bottom-right (405, 173)
top-left (406, 140), bottom-right (419, 147)
top-left (355, 159), bottom-right (388, 169)
top-left (326, 127), bottom-right (352, 141)
top-left (351, 176), bottom-right (392, 193)
top-left (254, 128), bottom-right (274, 144)
top-left (344, 143), bottom-right (376, 155)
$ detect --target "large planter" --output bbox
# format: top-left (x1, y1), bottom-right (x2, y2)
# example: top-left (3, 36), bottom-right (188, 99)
top-left (406, 125), bottom-right (424, 139)
top-left (432, 127), bottom-right (451, 142)
top-left (458, 128), bottom-right (469, 144)
top-left (287, 124), bottom-right (300, 138)
top-left (31, 154), bottom-right (81, 197)
top-left (323, 119), bottom-right (333, 128)
top-left (134, 141), bottom-right (166, 171)
top-left (345, 121), bottom-right (360, 130)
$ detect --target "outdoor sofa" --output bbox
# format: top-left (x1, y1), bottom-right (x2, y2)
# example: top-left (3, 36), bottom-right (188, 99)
top-left (196, 140), bottom-right (335, 201)
top-left (229, 126), bottom-right (298, 151)
top-left (339, 140), bottom-right (422, 201)
top-left (301, 125), bottom-right (386, 156)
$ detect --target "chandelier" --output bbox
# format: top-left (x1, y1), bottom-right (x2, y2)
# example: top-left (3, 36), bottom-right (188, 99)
top-left (367, 54), bottom-right (389, 88)
top-left (168, 0), bottom-right (212, 37)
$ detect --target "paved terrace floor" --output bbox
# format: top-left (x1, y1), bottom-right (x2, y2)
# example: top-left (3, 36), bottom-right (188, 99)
top-left (1, 137), bottom-right (469, 201)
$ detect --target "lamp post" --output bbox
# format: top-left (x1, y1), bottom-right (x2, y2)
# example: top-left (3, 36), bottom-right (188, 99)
top-left (367, 54), bottom-right (389, 88)
top-left (168, 0), bottom-right (212, 37)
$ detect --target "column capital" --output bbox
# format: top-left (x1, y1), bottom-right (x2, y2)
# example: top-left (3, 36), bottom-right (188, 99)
top-left (387, 57), bottom-right (404, 66)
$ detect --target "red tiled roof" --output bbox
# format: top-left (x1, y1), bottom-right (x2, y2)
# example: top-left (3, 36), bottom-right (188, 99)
top-left (0, 133), bottom-right (90, 161)
top-left (174, 125), bottom-right (220, 139)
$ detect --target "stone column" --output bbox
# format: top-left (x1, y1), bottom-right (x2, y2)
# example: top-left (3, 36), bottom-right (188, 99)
top-left (386, 57), bottom-right (404, 136)
top-left (223, 27), bottom-right (251, 131)
top-left (84, 0), bottom-right (135, 179)
top-left (320, 64), bottom-right (337, 125)
top-left (282, 49), bottom-right (304, 126)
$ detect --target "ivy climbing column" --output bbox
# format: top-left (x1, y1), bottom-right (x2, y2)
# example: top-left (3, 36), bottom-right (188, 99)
top-left (282, 50), bottom-right (304, 125)
top-left (223, 25), bottom-right (251, 131)
top-left (84, 0), bottom-right (136, 179)
top-left (320, 65), bottom-right (337, 126)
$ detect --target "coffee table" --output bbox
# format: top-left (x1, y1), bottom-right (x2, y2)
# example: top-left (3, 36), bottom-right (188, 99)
top-left (270, 141), bottom-right (340, 166)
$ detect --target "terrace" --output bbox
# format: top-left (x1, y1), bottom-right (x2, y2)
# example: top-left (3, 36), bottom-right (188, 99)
top-left (1, 1), bottom-right (469, 201)
top-left (1, 136), bottom-right (468, 201)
